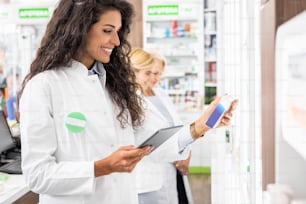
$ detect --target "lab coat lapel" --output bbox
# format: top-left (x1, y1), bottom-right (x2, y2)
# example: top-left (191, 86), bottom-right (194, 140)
top-left (143, 96), bottom-right (169, 125)
top-left (152, 88), bottom-right (182, 125)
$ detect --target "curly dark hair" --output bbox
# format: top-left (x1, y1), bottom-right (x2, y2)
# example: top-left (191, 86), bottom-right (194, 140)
top-left (18, 0), bottom-right (144, 128)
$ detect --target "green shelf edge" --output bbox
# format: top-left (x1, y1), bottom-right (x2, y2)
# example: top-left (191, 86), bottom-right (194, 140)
top-left (188, 166), bottom-right (211, 174)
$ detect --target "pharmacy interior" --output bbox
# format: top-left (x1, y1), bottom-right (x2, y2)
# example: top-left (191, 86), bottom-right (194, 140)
top-left (0, 0), bottom-right (306, 203)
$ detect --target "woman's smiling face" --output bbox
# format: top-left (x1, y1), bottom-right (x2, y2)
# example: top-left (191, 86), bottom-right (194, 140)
top-left (78, 9), bottom-right (122, 68)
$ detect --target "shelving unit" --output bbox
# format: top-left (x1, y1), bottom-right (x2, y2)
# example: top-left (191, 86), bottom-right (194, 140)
top-left (142, 0), bottom-right (221, 108)
top-left (203, 0), bottom-right (218, 104)
top-left (142, 0), bottom-right (204, 115)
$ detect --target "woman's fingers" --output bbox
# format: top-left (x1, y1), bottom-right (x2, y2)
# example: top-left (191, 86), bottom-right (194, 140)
top-left (115, 146), bottom-right (152, 173)
top-left (219, 98), bottom-right (239, 127)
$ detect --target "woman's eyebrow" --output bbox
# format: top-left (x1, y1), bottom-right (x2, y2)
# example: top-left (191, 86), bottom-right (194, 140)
top-left (103, 24), bottom-right (122, 30)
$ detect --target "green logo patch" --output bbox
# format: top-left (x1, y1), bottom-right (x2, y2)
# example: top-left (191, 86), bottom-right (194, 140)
top-left (65, 112), bottom-right (87, 133)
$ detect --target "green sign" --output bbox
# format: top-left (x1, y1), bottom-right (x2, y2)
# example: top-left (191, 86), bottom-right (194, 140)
top-left (148, 5), bottom-right (179, 16)
top-left (19, 8), bottom-right (49, 19)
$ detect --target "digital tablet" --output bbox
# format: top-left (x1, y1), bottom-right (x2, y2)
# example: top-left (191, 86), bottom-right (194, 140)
top-left (137, 125), bottom-right (183, 153)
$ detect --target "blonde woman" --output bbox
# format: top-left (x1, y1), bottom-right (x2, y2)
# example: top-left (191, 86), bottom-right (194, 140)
top-left (130, 48), bottom-right (238, 204)
top-left (150, 52), bottom-right (192, 203)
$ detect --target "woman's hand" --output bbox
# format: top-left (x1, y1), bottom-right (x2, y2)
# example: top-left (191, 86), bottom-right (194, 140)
top-left (191, 95), bottom-right (238, 139)
top-left (94, 145), bottom-right (152, 177)
top-left (217, 97), bottom-right (239, 128)
top-left (174, 152), bottom-right (191, 175)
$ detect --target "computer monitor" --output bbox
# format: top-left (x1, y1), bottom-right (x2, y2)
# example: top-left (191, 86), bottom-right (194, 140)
top-left (0, 111), bottom-right (15, 153)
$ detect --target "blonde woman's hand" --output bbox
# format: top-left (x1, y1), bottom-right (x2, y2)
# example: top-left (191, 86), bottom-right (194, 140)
top-left (190, 96), bottom-right (222, 139)
top-left (94, 145), bottom-right (152, 177)
top-left (174, 152), bottom-right (191, 175)
top-left (217, 97), bottom-right (239, 128)
top-left (191, 95), bottom-right (238, 139)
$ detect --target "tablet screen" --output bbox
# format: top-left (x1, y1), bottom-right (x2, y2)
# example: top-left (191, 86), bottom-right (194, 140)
top-left (137, 125), bottom-right (183, 152)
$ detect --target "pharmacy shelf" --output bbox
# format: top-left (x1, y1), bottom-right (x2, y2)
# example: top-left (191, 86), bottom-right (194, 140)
top-left (143, 0), bottom-right (204, 112)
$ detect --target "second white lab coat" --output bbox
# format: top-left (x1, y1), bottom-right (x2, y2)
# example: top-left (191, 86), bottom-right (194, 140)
top-left (20, 60), bottom-right (138, 204)
top-left (134, 87), bottom-right (194, 204)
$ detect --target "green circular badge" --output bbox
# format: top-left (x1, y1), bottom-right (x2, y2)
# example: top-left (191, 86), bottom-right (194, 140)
top-left (65, 112), bottom-right (87, 133)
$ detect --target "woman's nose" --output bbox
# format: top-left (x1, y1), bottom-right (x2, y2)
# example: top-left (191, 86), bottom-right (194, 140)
top-left (112, 32), bottom-right (120, 46)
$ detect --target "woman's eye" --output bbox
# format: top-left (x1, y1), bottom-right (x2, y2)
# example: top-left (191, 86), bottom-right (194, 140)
top-left (103, 29), bottom-right (112, 34)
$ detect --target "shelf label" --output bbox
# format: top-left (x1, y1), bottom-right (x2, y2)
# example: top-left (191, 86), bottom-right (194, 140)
top-left (148, 5), bottom-right (179, 16)
top-left (146, 4), bottom-right (198, 18)
top-left (19, 8), bottom-right (50, 19)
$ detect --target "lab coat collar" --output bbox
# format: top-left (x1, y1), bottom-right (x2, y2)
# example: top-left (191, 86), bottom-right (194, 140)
top-left (70, 59), bottom-right (90, 76)
top-left (139, 91), bottom-right (169, 124)
top-left (70, 60), bottom-right (106, 87)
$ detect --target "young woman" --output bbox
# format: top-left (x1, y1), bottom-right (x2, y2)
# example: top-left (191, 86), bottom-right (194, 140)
top-left (130, 48), bottom-right (238, 204)
top-left (18, 1), bottom-right (151, 203)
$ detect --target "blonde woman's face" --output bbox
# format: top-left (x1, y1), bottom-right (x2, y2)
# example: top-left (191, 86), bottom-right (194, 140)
top-left (135, 69), bottom-right (152, 91)
top-left (149, 60), bottom-right (164, 88)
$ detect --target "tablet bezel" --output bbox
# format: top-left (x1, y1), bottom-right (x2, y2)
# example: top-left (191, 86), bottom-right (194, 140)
top-left (137, 125), bottom-right (184, 152)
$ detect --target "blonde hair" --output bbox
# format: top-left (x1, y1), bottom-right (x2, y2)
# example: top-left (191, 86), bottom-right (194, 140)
top-left (129, 48), bottom-right (155, 71)
top-left (151, 52), bottom-right (166, 72)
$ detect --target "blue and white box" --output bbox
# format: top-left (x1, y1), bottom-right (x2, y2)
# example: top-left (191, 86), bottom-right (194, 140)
top-left (205, 95), bottom-right (234, 128)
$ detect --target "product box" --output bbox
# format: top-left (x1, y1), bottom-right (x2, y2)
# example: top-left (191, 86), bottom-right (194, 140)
top-left (206, 95), bottom-right (235, 128)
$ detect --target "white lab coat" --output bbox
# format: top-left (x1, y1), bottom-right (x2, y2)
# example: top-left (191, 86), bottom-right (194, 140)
top-left (20, 60), bottom-right (138, 204)
top-left (134, 87), bottom-right (194, 204)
